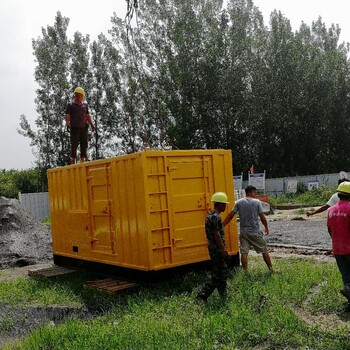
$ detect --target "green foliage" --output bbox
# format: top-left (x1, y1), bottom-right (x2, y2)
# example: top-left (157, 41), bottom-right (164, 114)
top-left (2, 258), bottom-right (350, 349)
top-left (18, 2), bottom-right (350, 177)
top-left (296, 182), bottom-right (308, 194)
top-left (269, 184), bottom-right (337, 206)
top-left (293, 208), bottom-right (306, 215)
top-left (41, 217), bottom-right (51, 225)
top-left (0, 168), bottom-right (40, 198)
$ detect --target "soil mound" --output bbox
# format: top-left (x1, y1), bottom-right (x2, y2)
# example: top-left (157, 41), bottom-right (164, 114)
top-left (0, 196), bottom-right (52, 268)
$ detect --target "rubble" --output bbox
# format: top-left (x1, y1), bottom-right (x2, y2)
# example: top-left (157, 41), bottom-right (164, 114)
top-left (0, 196), bottom-right (52, 268)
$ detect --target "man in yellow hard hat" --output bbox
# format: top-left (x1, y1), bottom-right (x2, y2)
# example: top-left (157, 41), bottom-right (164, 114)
top-left (65, 87), bottom-right (95, 164)
top-left (197, 192), bottom-right (230, 302)
top-left (327, 181), bottom-right (350, 309)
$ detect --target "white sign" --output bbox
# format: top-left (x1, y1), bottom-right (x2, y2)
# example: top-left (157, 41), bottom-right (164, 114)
top-left (286, 180), bottom-right (298, 194)
top-left (248, 173), bottom-right (265, 190)
top-left (308, 181), bottom-right (319, 191)
top-left (233, 175), bottom-right (243, 190)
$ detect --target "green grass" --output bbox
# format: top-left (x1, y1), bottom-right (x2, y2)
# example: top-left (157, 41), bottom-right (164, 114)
top-left (269, 185), bottom-right (337, 206)
top-left (0, 271), bottom-right (115, 309)
top-left (293, 208), bottom-right (306, 215)
top-left (41, 217), bottom-right (51, 225)
top-left (1, 257), bottom-right (350, 349)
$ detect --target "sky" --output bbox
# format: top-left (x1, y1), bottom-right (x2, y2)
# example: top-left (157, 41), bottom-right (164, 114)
top-left (1, 0), bottom-right (350, 170)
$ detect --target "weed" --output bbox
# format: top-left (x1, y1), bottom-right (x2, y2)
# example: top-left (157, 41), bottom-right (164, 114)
top-left (269, 184), bottom-right (337, 206)
top-left (293, 208), bottom-right (306, 215)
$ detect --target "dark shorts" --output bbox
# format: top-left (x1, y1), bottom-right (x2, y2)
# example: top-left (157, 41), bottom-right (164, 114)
top-left (70, 127), bottom-right (88, 158)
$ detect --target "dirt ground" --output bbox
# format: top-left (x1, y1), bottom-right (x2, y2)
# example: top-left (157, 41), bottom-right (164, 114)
top-left (0, 200), bottom-right (345, 347)
top-left (266, 207), bottom-right (332, 251)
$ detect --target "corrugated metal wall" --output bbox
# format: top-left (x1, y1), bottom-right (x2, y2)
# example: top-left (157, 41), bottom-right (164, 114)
top-left (242, 172), bottom-right (347, 196)
top-left (18, 192), bottom-right (50, 221)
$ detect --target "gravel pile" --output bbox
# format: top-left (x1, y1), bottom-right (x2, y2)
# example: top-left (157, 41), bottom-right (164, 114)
top-left (0, 196), bottom-right (52, 268)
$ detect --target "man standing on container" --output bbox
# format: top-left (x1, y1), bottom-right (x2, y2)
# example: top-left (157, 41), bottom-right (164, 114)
top-left (197, 192), bottom-right (229, 302)
top-left (65, 87), bottom-right (95, 164)
top-left (223, 185), bottom-right (275, 273)
top-left (327, 181), bottom-right (350, 307)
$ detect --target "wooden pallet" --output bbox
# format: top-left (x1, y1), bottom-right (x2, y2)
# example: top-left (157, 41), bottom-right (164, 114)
top-left (28, 266), bottom-right (76, 278)
top-left (84, 278), bottom-right (138, 293)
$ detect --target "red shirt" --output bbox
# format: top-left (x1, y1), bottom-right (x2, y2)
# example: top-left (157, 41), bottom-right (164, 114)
top-left (66, 102), bottom-right (89, 129)
top-left (327, 200), bottom-right (350, 255)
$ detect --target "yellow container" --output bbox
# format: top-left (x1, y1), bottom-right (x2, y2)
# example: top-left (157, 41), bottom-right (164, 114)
top-left (48, 149), bottom-right (238, 271)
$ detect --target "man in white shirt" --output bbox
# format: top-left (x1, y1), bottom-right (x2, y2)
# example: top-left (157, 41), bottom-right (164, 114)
top-left (307, 179), bottom-right (348, 217)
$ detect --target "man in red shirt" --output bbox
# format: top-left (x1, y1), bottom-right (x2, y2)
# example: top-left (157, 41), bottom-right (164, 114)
top-left (327, 181), bottom-right (350, 306)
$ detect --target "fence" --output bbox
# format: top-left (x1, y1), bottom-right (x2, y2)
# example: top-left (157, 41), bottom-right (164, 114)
top-left (241, 172), bottom-right (346, 196)
top-left (18, 192), bottom-right (50, 221)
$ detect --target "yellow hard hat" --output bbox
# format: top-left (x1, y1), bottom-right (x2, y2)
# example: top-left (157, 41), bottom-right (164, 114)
top-left (74, 87), bottom-right (85, 97)
top-left (211, 192), bottom-right (229, 204)
top-left (337, 181), bottom-right (350, 194)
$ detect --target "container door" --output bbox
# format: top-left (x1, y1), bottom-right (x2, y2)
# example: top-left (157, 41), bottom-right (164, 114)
top-left (87, 164), bottom-right (116, 255)
top-left (168, 157), bottom-right (211, 264)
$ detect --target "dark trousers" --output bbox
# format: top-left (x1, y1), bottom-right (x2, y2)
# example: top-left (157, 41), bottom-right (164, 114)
top-left (198, 255), bottom-right (228, 299)
top-left (335, 255), bottom-right (350, 290)
top-left (70, 127), bottom-right (88, 159)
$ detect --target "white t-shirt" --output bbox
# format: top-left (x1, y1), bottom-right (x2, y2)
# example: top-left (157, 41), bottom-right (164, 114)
top-left (327, 193), bottom-right (340, 207)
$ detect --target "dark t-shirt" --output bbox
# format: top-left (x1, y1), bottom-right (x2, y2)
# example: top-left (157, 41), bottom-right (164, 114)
top-left (205, 210), bottom-right (225, 258)
top-left (66, 102), bottom-right (89, 128)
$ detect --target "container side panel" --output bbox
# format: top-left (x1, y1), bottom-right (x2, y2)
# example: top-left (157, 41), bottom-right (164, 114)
top-left (67, 211), bottom-right (90, 255)
top-left (145, 156), bottom-right (172, 269)
top-left (50, 156), bottom-right (149, 270)
top-left (113, 157), bottom-right (149, 269)
top-left (167, 157), bottom-right (212, 264)
top-left (49, 166), bottom-right (89, 256)
top-left (86, 163), bottom-right (116, 255)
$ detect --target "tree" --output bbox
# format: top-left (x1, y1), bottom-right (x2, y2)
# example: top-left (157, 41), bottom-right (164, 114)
top-left (18, 12), bottom-right (71, 172)
top-left (89, 34), bottom-right (123, 158)
top-left (18, 3), bottom-right (350, 180)
top-left (0, 169), bottom-right (40, 198)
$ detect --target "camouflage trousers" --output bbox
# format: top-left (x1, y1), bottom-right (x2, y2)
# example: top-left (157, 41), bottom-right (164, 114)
top-left (197, 255), bottom-right (228, 300)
